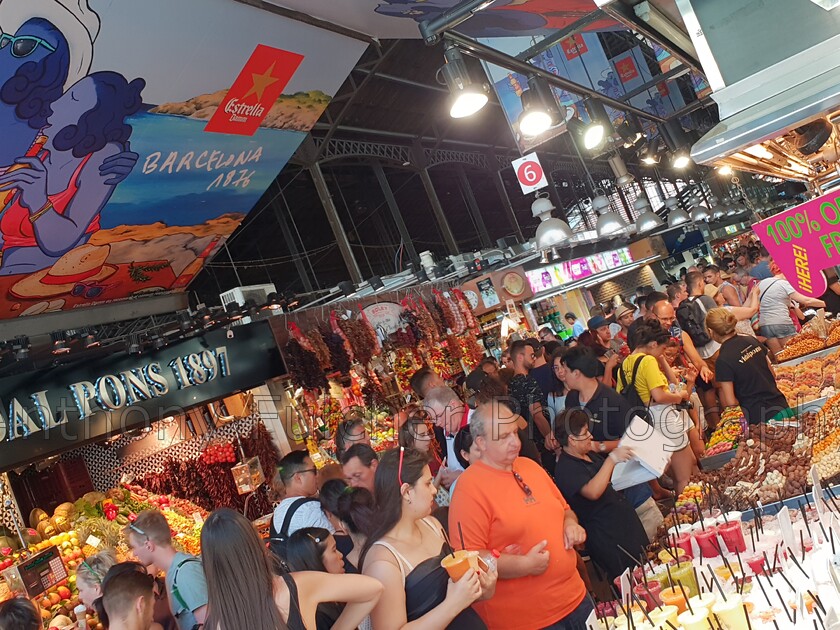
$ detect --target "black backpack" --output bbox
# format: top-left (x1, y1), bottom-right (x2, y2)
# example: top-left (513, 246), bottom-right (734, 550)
top-left (676, 296), bottom-right (712, 347)
top-left (618, 356), bottom-right (653, 425)
top-left (268, 497), bottom-right (318, 564)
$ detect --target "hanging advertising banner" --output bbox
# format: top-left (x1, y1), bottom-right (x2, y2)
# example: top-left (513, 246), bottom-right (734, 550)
top-left (0, 321), bottom-right (284, 471)
top-left (0, 0), bottom-right (366, 321)
top-left (751, 194), bottom-right (840, 297)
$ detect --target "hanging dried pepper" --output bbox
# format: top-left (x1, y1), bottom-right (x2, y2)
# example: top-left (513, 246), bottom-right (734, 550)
top-left (452, 288), bottom-right (479, 330)
top-left (289, 322), bottom-right (315, 353)
top-left (458, 334), bottom-right (486, 370)
top-left (330, 311), bottom-right (355, 362)
top-left (394, 348), bottom-right (419, 392)
top-left (446, 334), bottom-right (464, 362)
top-left (402, 297), bottom-right (436, 344)
top-left (337, 317), bottom-right (375, 365)
top-left (358, 306), bottom-right (383, 356)
top-left (322, 329), bottom-right (351, 375)
top-left (305, 328), bottom-right (332, 371)
top-left (285, 338), bottom-right (327, 391)
top-left (426, 345), bottom-right (456, 379)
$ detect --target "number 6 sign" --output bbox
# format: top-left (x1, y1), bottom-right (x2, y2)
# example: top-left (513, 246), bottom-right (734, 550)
top-left (511, 152), bottom-right (548, 194)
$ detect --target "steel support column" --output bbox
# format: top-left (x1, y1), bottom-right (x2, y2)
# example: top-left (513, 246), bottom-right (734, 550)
top-left (271, 187), bottom-right (314, 293)
top-left (372, 162), bottom-right (418, 263)
top-left (457, 165), bottom-right (491, 248)
top-left (309, 161), bottom-right (363, 284)
top-left (492, 168), bottom-right (524, 243)
top-left (413, 143), bottom-right (459, 255)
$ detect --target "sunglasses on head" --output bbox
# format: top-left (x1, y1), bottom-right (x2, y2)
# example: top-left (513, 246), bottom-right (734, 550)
top-left (0, 34), bottom-right (56, 58)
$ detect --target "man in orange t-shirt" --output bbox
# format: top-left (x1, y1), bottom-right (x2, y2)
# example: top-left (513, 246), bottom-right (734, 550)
top-left (449, 399), bottom-right (592, 630)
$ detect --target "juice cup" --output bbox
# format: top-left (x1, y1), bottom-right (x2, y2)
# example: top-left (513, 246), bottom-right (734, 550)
top-left (634, 580), bottom-right (662, 609)
top-left (688, 593), bottom-right (717, 612)
top-left (675, 532), bottom-right (694, 559)
top-left (670, 561), bottom-right (699, 597)
top-left (613, 611), bottom-right (646, 630)
top-left (677, 606), bottom-right (710, 630)
top-left (713, 562), bottom-right (743, 583)
top-left (659, 586), bottom-right (687, 613)
top-left (695, 527), bottom-right (720, 558)
top-left (649, 605), bottom-right (679, 630)
top-left (712, 593), bottom-right (749, 630)
top-left (744, 554), bottom-right (765, 575)
top-left (718, 521), bottom-right (746, 554)
top-left (440, 550), bottom-right (481, 581)
top-left (651, 567), bottom-right (671, 588)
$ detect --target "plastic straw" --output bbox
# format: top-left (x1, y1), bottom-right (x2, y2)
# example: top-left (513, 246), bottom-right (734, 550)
top-left (754, 573), bottom-right (772, 606)
top-left (631, 589), bottom-right (654, 626)
top-left (749, 525), bottom-right (756, 553)
top-left (457, 522), bottom-right (465, 550)
top-left (679, 581), bottom-right (693, 614)
top-left (800, 502), bottom-right (812, 537)
top-left (777, 589), bottom-right (793, 623)
top-left (743, 604), bottom-right (753, 630)
top-left (787, 546), bottom-right (810, 578)
top-left (707, 565), bottom-right (727, 602)
top-left (616, 544), bottom-right (643, 568)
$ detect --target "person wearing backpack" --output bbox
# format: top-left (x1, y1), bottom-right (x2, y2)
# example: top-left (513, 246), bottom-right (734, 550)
top-left (269, 451), bottom-right (336, 570)
top-left (123, 511), bottom-right (203, 630)
top-left (617, 320), bottom-right (698, 494)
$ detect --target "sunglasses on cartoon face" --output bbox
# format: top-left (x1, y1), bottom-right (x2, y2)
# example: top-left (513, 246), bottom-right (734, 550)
top-left (0, 34), bottom-right (56, 58)
top-left (72, 281), bottom-right (114, 299)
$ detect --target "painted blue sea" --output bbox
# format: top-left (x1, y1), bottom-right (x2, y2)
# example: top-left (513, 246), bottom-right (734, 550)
top-left (99, 112), bottom-right (305, 229)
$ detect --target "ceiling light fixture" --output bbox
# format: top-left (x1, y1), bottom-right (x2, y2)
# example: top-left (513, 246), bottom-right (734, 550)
top-left (518, 75), bottom-right (563, 138)
top-left (440, 43), bottom-right (489, 119)
top-left (608, 154), bottom-right (635, 188)
top-left (593, 194), bottom-right (627, 237)
top-left (82, 328), bottom-right (100, 349)
top-left (672, 149), bottom-right (691, 169)
top-left (582, 98), bottom-right (611, 151)
top-left (639, 138), bottom-right (661, 165)
top-left (743, 143), bottom-right (774, 160)
top-left (636, 195), bottom-right (664, 232)
top-left (12, 336), bottom-right (29, 360)
top-left (718, 165), bottom-right (733, 176)
top-left (665, 198), bottom-right (690, 227)
top-left (690, 204), bottom-right (710, 222)
top-left (51, 331), bottom-right (70, 355)
top-left (532, 192), bottom-right (573, 249)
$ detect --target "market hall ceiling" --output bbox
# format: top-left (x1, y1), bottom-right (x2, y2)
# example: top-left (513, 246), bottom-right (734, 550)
top-left (0, 0), bottom-right (366, 323)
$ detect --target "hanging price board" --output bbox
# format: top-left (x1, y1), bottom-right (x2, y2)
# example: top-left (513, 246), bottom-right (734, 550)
top-left (511, 153), bottom-right (548, 194)
top-left (750, 191), bottom-right (840, 297)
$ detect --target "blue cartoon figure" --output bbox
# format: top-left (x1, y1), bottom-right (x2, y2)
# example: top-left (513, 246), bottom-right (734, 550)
top-left (0, 71), bottom-right (145, 274)
top-left (0, 4), bottom-right (137, 195)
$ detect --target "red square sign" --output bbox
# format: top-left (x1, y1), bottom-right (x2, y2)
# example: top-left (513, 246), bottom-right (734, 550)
top-left (562, 35), bottom-right (588, 60)
top-left (205, 44), bottom-right (304, 136)
top-left (615, 57), bottom-right (639, 84)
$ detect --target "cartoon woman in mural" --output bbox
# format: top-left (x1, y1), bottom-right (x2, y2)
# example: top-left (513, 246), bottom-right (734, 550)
top-left (0, 71), bottom-right (145, 275)
top-left (0, 2), bottom-right (138, 240)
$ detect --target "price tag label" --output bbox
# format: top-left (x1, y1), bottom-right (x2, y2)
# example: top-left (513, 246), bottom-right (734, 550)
top-left (511, 152), bottom-right (548, 194)
top-left (192, 512), bottom-right (204, 525)
top-left (86, 535), bottom-right (101, 548)
top-left (750, 192), bottom-right (840, 297)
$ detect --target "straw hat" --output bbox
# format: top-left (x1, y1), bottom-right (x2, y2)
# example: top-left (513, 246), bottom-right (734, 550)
top-left (10, 243), bottom-right (116, 298)
top-left (704, 284), bottom-right (719, 298)
top-left (0, 0), bottom-right (100, 90)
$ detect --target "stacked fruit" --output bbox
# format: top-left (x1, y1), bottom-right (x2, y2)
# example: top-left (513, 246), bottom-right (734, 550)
top-left (200, 441), bottom-right (236, 464)
top-left (704, 408), bottom-right (744, 456)
top-left (674, 483), bottom-right (703, 515)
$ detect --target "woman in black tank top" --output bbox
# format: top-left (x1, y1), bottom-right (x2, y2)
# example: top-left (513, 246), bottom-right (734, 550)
top-left (360, 449), bottom-right (494, 630)
top-left (200, 509), bottom-right (383, 630)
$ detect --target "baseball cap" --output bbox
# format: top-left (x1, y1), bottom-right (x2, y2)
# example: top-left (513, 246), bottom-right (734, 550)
top-left (465, 368), bottom-right (488, 394)
top-left (587, 315), bottom-right (609, 331)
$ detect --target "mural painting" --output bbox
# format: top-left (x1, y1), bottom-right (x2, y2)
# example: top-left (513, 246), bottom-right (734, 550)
top-left (0, 0), bottom-right (367, 318)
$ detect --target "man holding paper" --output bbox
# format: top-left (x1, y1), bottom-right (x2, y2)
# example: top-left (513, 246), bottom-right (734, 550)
top-left (553, 408), bottom-right (650, 579)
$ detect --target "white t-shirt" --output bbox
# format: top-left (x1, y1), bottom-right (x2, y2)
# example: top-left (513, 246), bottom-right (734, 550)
top-left (272, 496), bottom-right (334, 537)
top-left (758, 278), bottom-right (795, 326)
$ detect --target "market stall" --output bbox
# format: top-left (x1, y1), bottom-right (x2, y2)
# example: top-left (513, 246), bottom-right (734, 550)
top-left (270, 281), bottom-right (490, 460)
top-left (0, 321), bottom-right (286, 627)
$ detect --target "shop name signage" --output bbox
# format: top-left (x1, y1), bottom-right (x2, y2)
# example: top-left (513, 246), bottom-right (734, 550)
top-left (1, 348), bottom-right (231, 443)
top-left (751, 191), bottom-right (840, 297)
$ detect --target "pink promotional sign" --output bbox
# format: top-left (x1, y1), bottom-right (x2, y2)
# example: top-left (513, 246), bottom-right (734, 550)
top-left (751, 192), bottom-right (840, 297)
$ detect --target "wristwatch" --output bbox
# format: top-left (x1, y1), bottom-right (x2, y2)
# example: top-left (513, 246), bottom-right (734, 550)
top-left (598, 441), bottom-right (606, 453)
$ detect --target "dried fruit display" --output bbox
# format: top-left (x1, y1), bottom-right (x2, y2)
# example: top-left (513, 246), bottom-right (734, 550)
top-left (322, 329), bottom-right (352, 375)
top-left (776, 337), bottom-right (826, 362)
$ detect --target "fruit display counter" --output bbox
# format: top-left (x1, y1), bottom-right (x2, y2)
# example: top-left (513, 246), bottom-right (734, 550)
top-left (2, 485), bottom-right (210, 628)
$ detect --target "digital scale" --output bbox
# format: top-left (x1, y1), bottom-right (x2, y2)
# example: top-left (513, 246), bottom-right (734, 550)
top-left (1, 546), bottom-right (68, 598)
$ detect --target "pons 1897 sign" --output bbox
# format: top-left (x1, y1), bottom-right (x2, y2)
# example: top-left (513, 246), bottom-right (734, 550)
top-left (0, 322), bottom-right (284, 471)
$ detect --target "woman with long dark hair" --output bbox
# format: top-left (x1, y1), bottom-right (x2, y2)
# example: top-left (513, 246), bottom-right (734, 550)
top-left (285, 527), bottom-right (347, 630)
top-left (360, 448), bottom-right (494, 630)
top-left (201, 508), bottom-right (382, 630)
